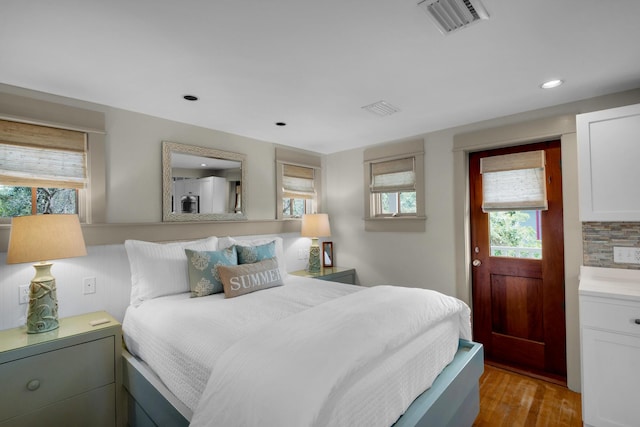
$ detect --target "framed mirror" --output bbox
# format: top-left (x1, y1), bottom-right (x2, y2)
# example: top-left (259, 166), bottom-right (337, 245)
top-left (322, 241), bottom-right (334, 268)
top-left (162, 141), bottom-right (247, 221)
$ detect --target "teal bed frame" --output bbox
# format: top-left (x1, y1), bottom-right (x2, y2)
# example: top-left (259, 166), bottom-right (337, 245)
top-left (122, 339), bottom-right (483, 427)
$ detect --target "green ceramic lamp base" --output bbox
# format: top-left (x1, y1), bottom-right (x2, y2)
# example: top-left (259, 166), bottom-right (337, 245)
top-left (307, 238), bottom-right (321, 274)
top-left (27, 262), bottom-right (59, 334)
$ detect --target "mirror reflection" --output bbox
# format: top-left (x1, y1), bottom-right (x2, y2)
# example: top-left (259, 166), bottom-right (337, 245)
top-left (322, 241), bottom-right (334, 267)
top-left (162, 141), bottom-right (247, 221)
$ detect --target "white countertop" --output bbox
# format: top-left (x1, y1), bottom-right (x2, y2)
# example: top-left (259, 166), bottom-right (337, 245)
top-left (579, 266), bottom-right (640, 302)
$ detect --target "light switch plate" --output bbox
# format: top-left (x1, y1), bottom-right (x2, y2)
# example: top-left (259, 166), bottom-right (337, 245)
top-left (18, 284), bottom-right (29, 304)
top-left (83, 277), bottom-right (97, 294)
top-left (613, 247), bottom-right (640, 264)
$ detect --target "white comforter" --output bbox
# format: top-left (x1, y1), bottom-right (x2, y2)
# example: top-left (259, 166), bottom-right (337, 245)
top-left (190, 285), bottom-right (471, 427)
top-left (123, 277), bottom-right (361, 411)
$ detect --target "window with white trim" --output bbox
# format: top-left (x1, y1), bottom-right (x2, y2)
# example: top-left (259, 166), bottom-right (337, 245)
top-left (0, 91), bottom-right (106, 223)
top-left (364, 139), bottom-right (425, 232)
top-left (276, 147), bottom-right (322, 219)
top-left (370, 157), bottom-right (417, 216)
top-left (282, 164), bottom-right (316, 217)
top-left (0, 119), bottom-right (87, 219)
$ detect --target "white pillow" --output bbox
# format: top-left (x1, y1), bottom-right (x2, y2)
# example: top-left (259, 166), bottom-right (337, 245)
top-left (218, 236), bottom-right (287, 278)
top-left (125, 236), bottom-right (218, 306)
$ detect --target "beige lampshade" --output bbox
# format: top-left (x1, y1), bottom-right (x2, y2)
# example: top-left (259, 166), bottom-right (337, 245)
top-left (301, 213), bottom-right (331, 238)
top-left (7, 214), bottom-right (87, 264)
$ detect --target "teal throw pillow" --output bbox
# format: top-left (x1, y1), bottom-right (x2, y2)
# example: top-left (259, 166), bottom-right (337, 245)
top-left (185, 247), bottom-right (238, 297)
top-left (235, 240), bottom-right (277, 264)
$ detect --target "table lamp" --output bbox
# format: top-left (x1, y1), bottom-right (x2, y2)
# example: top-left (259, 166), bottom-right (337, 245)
top-left (301, 213), bottom-right (331, 273)
top-left (7, 214), bottom-right (87, 334)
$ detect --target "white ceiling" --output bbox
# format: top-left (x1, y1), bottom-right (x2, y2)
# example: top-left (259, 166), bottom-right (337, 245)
top-left (2, 0), bottom-right (640, 154)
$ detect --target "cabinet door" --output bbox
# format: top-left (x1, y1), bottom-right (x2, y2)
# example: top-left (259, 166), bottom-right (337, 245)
top-left (582, 328), bottom-right (640, 427)
top-left (199, 176), bottom-right (228, 214)
top-left (577, 103), bottom-right (640, 221)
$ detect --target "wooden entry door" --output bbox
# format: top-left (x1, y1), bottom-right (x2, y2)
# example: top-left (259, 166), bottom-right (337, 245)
top-left (469, 140), bottom-right (566, 382)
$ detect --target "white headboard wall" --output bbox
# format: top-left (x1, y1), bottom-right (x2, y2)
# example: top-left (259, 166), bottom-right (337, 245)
top-left (0, 233), bottom-right (312, 331)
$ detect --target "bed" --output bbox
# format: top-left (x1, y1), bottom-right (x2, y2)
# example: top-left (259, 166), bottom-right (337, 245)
top-left (120, 236), bottom-right (484, 427)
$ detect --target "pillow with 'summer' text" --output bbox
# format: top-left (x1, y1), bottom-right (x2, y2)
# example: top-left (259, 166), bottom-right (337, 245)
top-left (217, 258), bottom-right (283, 298)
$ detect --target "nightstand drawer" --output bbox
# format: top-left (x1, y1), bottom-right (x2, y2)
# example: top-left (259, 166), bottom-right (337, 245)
top-left (0, 383), bottom-right (115, 427)
top-left (289, 267), bottom-right (356, 285)
top-left (0, 336), bottom-right (115, 422)
top-left (581, 298), bottom-right (640, 336)
top-left (320, 271), bottom-right (355, 284)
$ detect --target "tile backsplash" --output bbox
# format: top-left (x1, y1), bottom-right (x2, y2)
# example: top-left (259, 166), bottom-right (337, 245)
top-left (583, 222), bottom-right (640, 269)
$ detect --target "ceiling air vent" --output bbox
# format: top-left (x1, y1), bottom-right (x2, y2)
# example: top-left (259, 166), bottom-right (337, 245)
top-left (418, 0), bottom-right (489, 34)
top-left (362, 100), bottom-right (401, 117)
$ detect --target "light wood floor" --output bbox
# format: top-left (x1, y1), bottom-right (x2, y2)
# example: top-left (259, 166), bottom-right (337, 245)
top-left (473, 365), bottom-right (582, 427)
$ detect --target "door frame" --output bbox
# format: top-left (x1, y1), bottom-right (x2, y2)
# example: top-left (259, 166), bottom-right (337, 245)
top-left (451, 115), bottom-right (583, 392)
top-left (469, 140), bottom-right (566, 382)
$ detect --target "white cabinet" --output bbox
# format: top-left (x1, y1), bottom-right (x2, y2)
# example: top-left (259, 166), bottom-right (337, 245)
top-left (198, 176), bottom-right (228, 214)
top-left (577, 103), bottom-right (640, 221)
top-left (579, 266), bottom-right (640, 427)
top-left (0, 311), bottom-right (122, 427)
top-left (172, 176), bottom-right (229, 214)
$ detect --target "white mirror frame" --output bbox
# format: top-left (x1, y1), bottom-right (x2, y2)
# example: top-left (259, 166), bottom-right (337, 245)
top-left (162, 141), bottom-right (247, 222)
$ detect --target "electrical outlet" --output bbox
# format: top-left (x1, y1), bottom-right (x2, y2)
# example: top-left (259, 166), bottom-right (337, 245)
top-left (613, 247), bottom-right (640, 264)
top-left (298, 248), bottom-right (309, 260)
top-left (83, 277), bottom-right (97, 294)
top-left (18, 284), bottom-right (29, 305)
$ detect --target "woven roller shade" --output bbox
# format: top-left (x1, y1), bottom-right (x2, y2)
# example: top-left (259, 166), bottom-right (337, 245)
top-left (283, 164), bottom-right (315, 199)
top-left (481, 150), bottom-right (547, 212)
top-left (0, 120), bottom-right (85, 151)
top-left (370, 157), bottom-right (415, 193)
top-left (0, 120), bottom-right (86, 189)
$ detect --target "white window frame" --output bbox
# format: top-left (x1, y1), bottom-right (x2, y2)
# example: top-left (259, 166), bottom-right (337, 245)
top-left (364, 139), bottom-right (426, 232)
top-left (275, 147), bottom-right (322, 220)
top-left (0, 92), bottom-right (106, 224)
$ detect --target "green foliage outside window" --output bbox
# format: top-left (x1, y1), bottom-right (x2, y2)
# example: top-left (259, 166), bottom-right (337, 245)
top-left (0, 186), bottom-right (31, 217)
top-left (283, 198), bottom-right (306, 218)
top-left (489, 211), bottom-right (542, 258)
top-left (0, 186), bottom-right (77, 217)
top-left (381, 191), bottom-right (416, 215)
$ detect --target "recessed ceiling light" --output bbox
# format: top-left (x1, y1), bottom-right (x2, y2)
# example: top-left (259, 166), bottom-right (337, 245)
top-left (183, 95), bottom-right (198, 101)
top-left (200, 163), bottom-right (207, 167)
top-left (540, 79), bottom-right (564, 89)
top-left (275, 122), bottom-right (287, 126)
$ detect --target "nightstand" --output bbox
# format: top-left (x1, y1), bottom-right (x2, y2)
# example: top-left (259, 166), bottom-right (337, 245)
top-left (290, 266), bottom-right (356, 285)
top-left (0, 311), bottom-right (122, 427)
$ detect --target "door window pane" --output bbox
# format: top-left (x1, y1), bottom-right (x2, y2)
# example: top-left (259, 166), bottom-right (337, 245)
top-left (489, 210), bottom-right (542, 259)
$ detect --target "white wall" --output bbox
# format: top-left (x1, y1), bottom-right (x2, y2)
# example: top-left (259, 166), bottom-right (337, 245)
top-left (325, 132), bottom-right (457, 296)
top-left (104, 108), bottom-right (278, 222)
top-left (0, 84), bottom-right (278, 223)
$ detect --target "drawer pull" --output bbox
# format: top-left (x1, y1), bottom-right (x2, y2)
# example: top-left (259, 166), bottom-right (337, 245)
top-left (635, 319), bottom-right (640, 325)
top-left (26, 379), bottom-right (40, 391)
